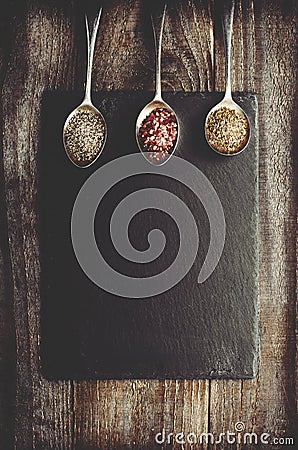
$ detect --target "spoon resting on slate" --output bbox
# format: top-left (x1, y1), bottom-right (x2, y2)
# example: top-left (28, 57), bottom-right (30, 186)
top-left (63, 7), bottom-right (107, 168)
top-left (136, 4), bottom-right (179, 166)
top-left (205, 0), bottom-right (250, 156)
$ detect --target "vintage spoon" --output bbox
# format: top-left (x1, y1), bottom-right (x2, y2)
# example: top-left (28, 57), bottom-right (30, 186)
top-left (63, 8), bottom-right (107, 168)
top-left (205, 0), bottom-right (250, 156)
top-left (136, 5), bottom-right (179, 166)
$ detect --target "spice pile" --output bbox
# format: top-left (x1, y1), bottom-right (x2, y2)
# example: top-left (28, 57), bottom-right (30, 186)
top-left (137, 107), bottom-right (178, 163)
top-left (64, 107), bottom-right (106, 166)
top-left (205, 106), bottom-right (249, 154)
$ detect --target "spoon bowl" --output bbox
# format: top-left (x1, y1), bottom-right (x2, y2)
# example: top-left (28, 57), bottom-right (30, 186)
top-left (63, 103), bottom-right (107, 168)
top-left (136, 98), bottom-right (179, 166)
top-left (205, 97), bottom-right (250, 157)
top-left (136, 5), bottom-right (179, 166)
top-left (63, 8), bottom-right (107, 168)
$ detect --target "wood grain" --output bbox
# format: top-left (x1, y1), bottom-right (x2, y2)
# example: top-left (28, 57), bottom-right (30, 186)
top-left (0, 0), bottom-right (297, 449)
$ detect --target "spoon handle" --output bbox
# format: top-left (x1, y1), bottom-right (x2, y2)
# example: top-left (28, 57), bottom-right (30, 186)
top-left (84, 7), bottom-right (103, 104)
top-left (222, 0), bottom-right (235, 100)
top-left (151, 4), bottom-right (167, 101)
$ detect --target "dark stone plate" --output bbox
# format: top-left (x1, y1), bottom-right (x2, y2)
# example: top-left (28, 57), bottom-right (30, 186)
top-left (39, 91), bottom-right (259, 379)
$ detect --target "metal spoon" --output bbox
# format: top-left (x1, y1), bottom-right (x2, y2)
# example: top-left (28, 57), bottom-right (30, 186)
top-left (136, 4), bottom-right (179, 166)
top-left (205, 0), bottom-right (250, 156)
top-left (63, 8), bottom-right (107, 168)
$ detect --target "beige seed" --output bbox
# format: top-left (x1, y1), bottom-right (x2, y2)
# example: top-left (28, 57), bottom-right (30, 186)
top-left (206, 106), bottom-right (249, 154)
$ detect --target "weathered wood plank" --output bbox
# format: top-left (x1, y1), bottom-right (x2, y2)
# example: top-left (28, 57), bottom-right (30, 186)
top-left (0, 165), bottom-right (15, 450)
top-left (1, 2), bottom-right (77, 448)
top-left (252, 0), bottom-right (297, 441)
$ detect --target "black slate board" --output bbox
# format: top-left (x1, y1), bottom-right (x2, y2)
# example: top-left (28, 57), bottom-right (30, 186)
top-left (39, 91), bottom-right (259, 379)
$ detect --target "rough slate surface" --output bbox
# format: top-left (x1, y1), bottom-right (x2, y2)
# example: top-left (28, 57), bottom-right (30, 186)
top-left (39, 91), bottom-right (259, 380)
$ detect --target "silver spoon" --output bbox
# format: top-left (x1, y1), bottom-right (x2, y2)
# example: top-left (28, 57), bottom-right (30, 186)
top-left (205, 0), bottom-right (250, 156)
top-left (136, 4), bottom-right (179, 166)
top-left (63, 8), bottom-right (107, 168)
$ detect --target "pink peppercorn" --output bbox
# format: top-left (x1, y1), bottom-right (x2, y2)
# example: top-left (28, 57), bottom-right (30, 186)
top-left (137, 107), bottom-right (178, 163)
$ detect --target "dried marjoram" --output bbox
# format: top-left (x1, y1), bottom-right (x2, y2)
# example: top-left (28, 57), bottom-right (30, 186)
top-left (205, 106), bottom-right (249, 154)
top-left (63, 107), bottom-right (106, 167)
top-left (137, 107), bottom-right (178, 163)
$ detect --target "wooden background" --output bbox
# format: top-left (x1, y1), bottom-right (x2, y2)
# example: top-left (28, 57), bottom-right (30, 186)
top-left (0, 0), bottom-right (297, 448)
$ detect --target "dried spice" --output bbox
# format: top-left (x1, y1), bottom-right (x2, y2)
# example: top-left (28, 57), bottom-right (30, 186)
top-left (137, 107), bottom-right (178, 162)
top-left (205, 107), bottom-right (249, 154)
top-left (64, 107), bottom-right (106, 166)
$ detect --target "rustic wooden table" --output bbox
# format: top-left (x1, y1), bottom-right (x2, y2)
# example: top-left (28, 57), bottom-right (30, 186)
top-left (0, 1), bottom-right (297, 449)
